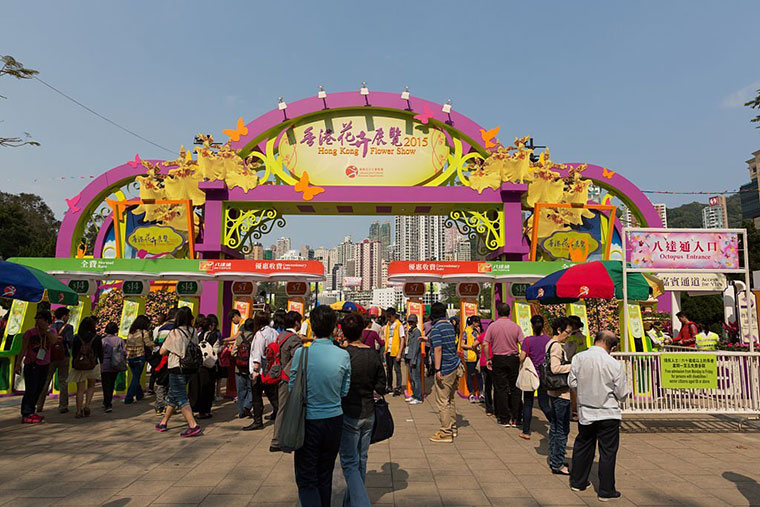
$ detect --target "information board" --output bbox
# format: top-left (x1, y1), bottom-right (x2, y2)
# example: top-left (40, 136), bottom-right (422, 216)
top-left (660, 353), bottom-right (717, 389)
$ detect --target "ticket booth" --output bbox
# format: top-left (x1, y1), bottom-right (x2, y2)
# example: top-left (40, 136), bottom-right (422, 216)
top-left (403, 281), bottom-right (426, 399)
top-left (286, 281), bottom-right (309, 316)
top-left (0, 299), bottom-right (36, 394)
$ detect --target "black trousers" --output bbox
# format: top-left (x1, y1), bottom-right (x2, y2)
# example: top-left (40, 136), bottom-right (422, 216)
top-left (491, 354), bottom-right (520, 421)
top-left (189, 366), bottom-right (215, 414)
top-left (385, 353), bottom-right (402, 390)
top-left (481, 367), bottom-right (494, 414)
top-left (251, 375), bottom-right (278, 423)
top-left (294, 415), bottom-right (343, 507)
top-left (101, 371), bottom-right (118, 409)
top-left (570, 419), bottom-right (621, 496)
top-left (21, 363), bottom-right (49, 417)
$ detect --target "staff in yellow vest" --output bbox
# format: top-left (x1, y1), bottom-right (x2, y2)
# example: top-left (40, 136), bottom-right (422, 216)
top-left (695, 323), bottom-right (719, 351)
top-left (461, 316), bottom-right (482, 402)
top-left (299, 315), bottom-right (313, 346)
top-left (384, 307), bottom-right (406, 396)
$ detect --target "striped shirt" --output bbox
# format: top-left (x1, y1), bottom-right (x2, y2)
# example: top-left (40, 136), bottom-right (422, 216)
top-left (429, 318), bottom-right (461, 375)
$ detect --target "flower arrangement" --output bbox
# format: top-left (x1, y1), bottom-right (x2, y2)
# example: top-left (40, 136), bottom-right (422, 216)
top-left (145, 290), bottom-right (178, 327)
top-left (94, 289), bottom-right (124, 335)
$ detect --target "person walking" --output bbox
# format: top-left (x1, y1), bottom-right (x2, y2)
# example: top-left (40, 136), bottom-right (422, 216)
top-left (244, 311), bottom-right (280, 431)
top-left (461, 316), bottom-right (482, 403)
top-left (483, 302), bottom-right (525, 427)
top-left (69, 317), bottom-right (102, 418)
top-left (569, 331), bottom-right (628, 502)
top-left (289, 305), bottom-right (351, 507)
top-left (428, 302), bottom-right (464, 443)
top-left (383, 307), bottom-right (405, 396)
top-left (155, 307), bottom-right (203, 437)
top-left (15, 310), bottom-right (55, 423)
top-left (125, 315), bottom-right (154, 404)
top-left (546, 317), bottom-right (573, 475)
top-left (404, 314), bottom-right (424, 404)
top-left (233, 319), bottom-right (255, 419)
top-left (100, 322), bottom-right (127, 413)
top-left (518, 315), bottom-right (552, 440)
top-left (339, 313), bottom-right (387, 507)
top-left (361, 318), bottom-right (384, 356)
top-left (189, 317), bottom-right (217, 420)
top-left (270, 310), bottom-right (303, 452)
top-left (36, 307), bottom-right (73, 414)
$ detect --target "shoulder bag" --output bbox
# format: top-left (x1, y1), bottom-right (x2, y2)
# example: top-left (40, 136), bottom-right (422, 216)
top-left (370, 396), bottom-right (394, 444)
top-left (540, 341), bottom-right (569, 390)
top-left (278, 346), bottom-right (308, 453)
top-left (516, 339), bottom-right (540, 392)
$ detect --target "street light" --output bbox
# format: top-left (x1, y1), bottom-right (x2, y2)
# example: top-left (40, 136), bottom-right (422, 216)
top-left (401, 86), bottom-right (411, 110)
top-left (360, 81), bottom-right (370, 106)
top-left (442, 99), bottom-right (453, 125)
top-left (318, 85), bottom-right (328, 109)
top-left (278, 97), bottom-right (288, 121)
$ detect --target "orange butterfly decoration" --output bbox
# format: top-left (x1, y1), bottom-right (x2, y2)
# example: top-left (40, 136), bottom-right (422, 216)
top-left (294, 171), bottom-right (325, 201)
top-left (479, 126), bottom-right (500, 148)
top-left (223, 117), bottom-right (249, 142)
top-left (602, 167), bottom-right (616, 179)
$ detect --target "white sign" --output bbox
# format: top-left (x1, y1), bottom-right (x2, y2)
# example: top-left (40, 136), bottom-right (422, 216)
top-left (657, 273), bottom-right (728, 292)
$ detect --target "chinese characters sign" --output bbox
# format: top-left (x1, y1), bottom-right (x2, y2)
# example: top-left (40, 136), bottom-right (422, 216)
top-left (657, 273), bottom-right (728, 292)
top-left (626, 231), bottom-right (739, 270)
top-left (660, 353), bottom-right (717, 389)
top-left (277, 113), bottom-right (450, 186)
top-left (541, 231), bottom-right (600, 261)
top-left (126, 225), bottom-right (184, 256)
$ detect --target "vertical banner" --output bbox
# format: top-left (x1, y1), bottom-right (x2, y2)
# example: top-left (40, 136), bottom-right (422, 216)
top-left (232, 299), bottom-right (252, 336)
top-left (567, 302), bottom-right (591, 348)
top-left (513, 301), bottom-right (533, 338)
top-left (119, 299), bottom-right (144, 339)
top-left (67, 297), bottom-right (91, 335)
top-left (287, 299), bottom-right (305, 316)
top-left (177, 298), bottom-right (197, 317)
top-left (622, 303), bottom-right (652, 398)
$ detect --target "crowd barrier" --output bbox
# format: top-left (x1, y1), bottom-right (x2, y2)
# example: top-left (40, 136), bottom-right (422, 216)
top-left (612, 351), bottom-right (760, 422)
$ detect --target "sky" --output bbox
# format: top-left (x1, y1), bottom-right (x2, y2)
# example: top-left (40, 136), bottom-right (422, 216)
top-left (2, 0), bottom-right (760, 249)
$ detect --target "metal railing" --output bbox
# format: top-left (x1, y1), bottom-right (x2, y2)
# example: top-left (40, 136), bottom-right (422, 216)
top-left (612, 351), bottom-right (760, 415)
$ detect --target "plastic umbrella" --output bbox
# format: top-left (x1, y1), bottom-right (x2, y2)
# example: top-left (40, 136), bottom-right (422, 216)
top-left (525, 260), bottom-right (651, 304)
top-left (330, 301), bottom-right (366, 313)
top-left (0, 260), bottom-right (79, 306)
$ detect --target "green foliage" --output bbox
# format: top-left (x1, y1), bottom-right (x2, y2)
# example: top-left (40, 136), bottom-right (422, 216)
top-left (680, 293), bottom-right (723, 329)
top-left (666, 194), bottom-right (742, 228)
top-left (0, 192), bottom-right (59, 259)
top-left (745, 88), bottom-right (760, 128)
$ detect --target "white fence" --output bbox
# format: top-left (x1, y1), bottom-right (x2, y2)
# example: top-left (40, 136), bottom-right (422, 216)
top-left (612, 351), bottom-right (760, 415)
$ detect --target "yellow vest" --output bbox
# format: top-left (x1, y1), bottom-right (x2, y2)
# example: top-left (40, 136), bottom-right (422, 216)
top-left (385, 321), bottom-right (402, 356)
top-left (463, 326), bottom-right (477, 362)
top-left (696, 332), bottom-right (718, 350)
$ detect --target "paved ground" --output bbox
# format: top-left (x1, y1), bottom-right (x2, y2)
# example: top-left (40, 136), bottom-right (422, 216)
top-left (1, 388), bottom-right (760, 506)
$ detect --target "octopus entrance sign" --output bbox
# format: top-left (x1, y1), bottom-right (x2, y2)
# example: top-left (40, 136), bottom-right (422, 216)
top-left (55, 90), bottom-right (662, 318)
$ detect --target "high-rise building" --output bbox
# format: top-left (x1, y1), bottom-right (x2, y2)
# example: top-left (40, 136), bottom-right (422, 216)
top-left (394, 216), bottom-right (419, 261)
top-left (369, 221), bottom-right (392, 257)
top-left (703, 195), bottom-right (728, 229)
top-left (264, 249), bottom-right (274, 260)
top-left (653, 204), bottom-right (668, 228)
top-left (619, 204), bottom-right (639, 228)
top-left (741, 149), bottom-right (760, 228)
top-left (248, 242), bottom-right (265, 260)
top-left (354, 239), bottom-right (383, 291)
top-left (299, 244), bottom-right (313, 260)
top-left (381, 259), bottom-right (389, 288)
top-left (337, 236), bottom-right (354, 266)
top-left (419, 216), bottom-right (446, 261)
top-left (280, 249), bottom-right (304, 260)
top-left (275, 237), bottom-right (291, 259)
top-left (455, 238), bottom-right (471, 261)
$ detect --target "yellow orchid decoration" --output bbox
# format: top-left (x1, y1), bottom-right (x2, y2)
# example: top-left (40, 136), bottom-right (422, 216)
top-left (225, 160), bottom-right (260, 193)
top-left (468, 167), bottom-right (503, 194)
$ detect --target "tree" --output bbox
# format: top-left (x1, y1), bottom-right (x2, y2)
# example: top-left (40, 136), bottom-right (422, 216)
top-left (744, 220), bottom-right (760, 273)
top-left (1, 55), bottom-right (40, 147)
top-left (0, 192), bottom-right (60, 259)
top-left (746, 88), bottom-right (760, 128)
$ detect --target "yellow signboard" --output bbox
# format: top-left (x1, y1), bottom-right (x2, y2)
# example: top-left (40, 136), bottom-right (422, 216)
top-left (542, 231), bottom-right (600, 261)
top-left (514, 301), bottom-right (532, 337)
top-left (278, 113), bottom-right (450, 186)
top-left (127, 224), bottom-right (184, 255)
top-left (661, 354), bottom-right (717, 389)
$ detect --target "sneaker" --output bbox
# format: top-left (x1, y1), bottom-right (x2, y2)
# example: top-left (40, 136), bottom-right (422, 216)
top-left (509, 420), bottom-right (517, 428)
top-left (571, 482), bottom-right (592, 492)
top-left (155, 423), bottom-right (168, 432)
top-left (155, 410), bottom-right (165, 416)
top-left (180, 426), bottom-right (203, 437)
top-left (105, 407), bottom-right (113, 413)
top-left (409, 399), bottom-right (423, 405)
top-left (598, 491), bottom-right (622, 502)
top-left (497, 419), bottom-right (510, 427)
top-left (22, 415), bottom-right (41, 424)
top-left (405, 396), bottom-right (413, 402)
top-left (33, 413), bottom-right (44, 421)
top-left (468, 394), bottom-right (477, 403)
top-left (429, 431), bottom-right (453, 443)
top-left (392, 389), bottom-right (402, 397)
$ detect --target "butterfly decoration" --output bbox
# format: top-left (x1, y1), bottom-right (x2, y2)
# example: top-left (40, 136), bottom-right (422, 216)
top-left (136, 249), bottom-right (169, 260)
top-left (294, 171), bottom-right (325, 201)
top-left (223, 117), bottom-right (249, 142)
top-left (479, 126), bottom-right (500, 149)
top-left (65, 194), bottom-right (82, 214)
top-left (127, 154), bottom-right (142, 168)
top-left (413, 105), bottom-right (435, 124)
top-left (602, 167), bottom-right (616, 179)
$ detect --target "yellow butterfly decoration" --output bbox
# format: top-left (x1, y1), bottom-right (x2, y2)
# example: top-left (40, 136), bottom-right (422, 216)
top-left (602, 167), bottom-right (616, 179)
top-left (294, 171), bottom-right (325, 201)
top-left (223, 117), bottom-right (249, 142)
top-left (479, 126), bottom-right (500, 149)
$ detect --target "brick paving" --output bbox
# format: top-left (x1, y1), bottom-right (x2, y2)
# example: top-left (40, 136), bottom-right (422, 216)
top-left (1, 390), bottom-right (759, 506)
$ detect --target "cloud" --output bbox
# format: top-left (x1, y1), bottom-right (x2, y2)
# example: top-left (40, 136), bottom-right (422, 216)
top-left (721, 81), bottom-right (760, 109)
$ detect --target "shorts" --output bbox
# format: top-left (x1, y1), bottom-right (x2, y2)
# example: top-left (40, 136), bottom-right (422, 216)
top-left (167, 373), bottom-right (191, 409)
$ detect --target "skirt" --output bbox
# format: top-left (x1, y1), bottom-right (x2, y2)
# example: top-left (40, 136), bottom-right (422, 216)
top-left (69, 364), bottom-right (101, 383)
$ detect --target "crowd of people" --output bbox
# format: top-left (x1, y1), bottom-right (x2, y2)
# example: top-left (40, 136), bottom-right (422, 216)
top-left (16, 298), bottom-right (636, 504)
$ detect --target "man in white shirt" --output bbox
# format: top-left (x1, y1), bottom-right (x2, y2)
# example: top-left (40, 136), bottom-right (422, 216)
top-left (244, 314), bottom-right (280, 431)
top-left (568, 331), bottom-right (629, 502)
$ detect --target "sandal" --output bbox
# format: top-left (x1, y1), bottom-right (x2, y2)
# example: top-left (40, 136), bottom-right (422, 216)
top-left (551, 466), bottom-right (571, 476)
top-left (519, 433), bottom-right (531, 440)
top-left (84, 407), bottom-right (91, 417)
top-left (75, 410), bottom-right (83, 419)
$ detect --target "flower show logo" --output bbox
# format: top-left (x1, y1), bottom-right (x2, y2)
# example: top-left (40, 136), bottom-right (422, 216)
top-left (578, 286), bottom-right (590, 297)
top-left (345, 165), bottom-right (358, 178)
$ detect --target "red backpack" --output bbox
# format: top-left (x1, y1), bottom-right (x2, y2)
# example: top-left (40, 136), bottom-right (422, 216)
top-left (261, 332), bottom-right (296, 385)
top-left (235, 335), bottom-right (252, 373)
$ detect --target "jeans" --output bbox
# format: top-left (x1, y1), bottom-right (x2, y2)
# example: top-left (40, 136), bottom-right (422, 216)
top-left (465, 361), bottom-right (481, 395)
top-left (409, 363), bottom-right (422, 401)
top-left (37, 357), bottom-right (69, 411)
top-left (167, 373), bottom-right (191, 409)
top-left (251, 375), bottom-right (278, 423)
top-left (548, 396), bottom-right (571, 470)
top-left (522, 387), bottom-right (552, 435)
top-left (155, 384), bottom-right (167, 412)
top-left (295, 415), bottom-right (343, 507)
top-left (339, 414), bottom-right (375, 507)
top-left (571, 419), bottom-right (621, 496)
top-left (101, 371), bottom-right (118, 410)
top-left (235, 373), bottom-right (252, 415)
top-left (385, 353), bottom-right (402, 390)
top-left (492, 355), bottom-right (521, 422)
top-left (481, 367), bottom-right (494, 414)
top-left (125, 357), bottom-right (146, 403)
top-left (21, 363), bottom-right (49, 417)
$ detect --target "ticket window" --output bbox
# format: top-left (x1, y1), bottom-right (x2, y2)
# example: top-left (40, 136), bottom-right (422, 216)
top-left (115, 280), bottom-right (150, 396)
top-left (225, 281), bottom-right (257, 398)
top-left (457, 283), bottom-right (480, 397)
top-left (286, 281), bottom-right (308, 318)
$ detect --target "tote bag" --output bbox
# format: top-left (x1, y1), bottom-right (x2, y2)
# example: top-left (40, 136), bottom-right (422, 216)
top-left (370, 396), bottom-right (394, 444)
top-left (278, 347), bottom-right (308, 453)
top-left (516, 339), bottom-right (540, 392)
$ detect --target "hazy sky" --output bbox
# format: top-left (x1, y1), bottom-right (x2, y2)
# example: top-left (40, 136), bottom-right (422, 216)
top-left (2, 1), bottom-right (760, 249)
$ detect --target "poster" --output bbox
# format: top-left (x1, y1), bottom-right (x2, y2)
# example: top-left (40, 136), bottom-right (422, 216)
top-left (287, 299), bottom-right (304, 316)
top-left (67, 300), bottom-right (86, 334)
top-left (567, 302), bottom-right (590, 347)
top-left (232, 299), bottom-right (252, 336)
top-left (5, 300), bottom-right (28, 337)
top-left (623, 303), bottom-right (648, 352)
top-left (626, 231), bottom-right (739, 270)
top-left (119, 300), bottom-right (140, 339)
top-left (660, 354), bottom-right (718, 389)
top-left (406, 300), bottom-right (424, 337)
top-left (513, 301), bottom-right (532, 338)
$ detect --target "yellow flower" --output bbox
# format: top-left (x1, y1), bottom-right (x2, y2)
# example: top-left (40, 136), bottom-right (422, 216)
top-left (225, 164), bottom-right (259, 193)
top-left (165, 167), bottom-right (205, 206)
top-left (468, 168), bottom-right (503, 193)
top-left (525, 173), bottom-right (564, 208)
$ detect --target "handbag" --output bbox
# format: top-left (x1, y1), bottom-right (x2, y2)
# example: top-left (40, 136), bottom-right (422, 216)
top-left (540, 341), bottom-right (569, 390)
top-left (517, 338), bottom-right (540, 392)
top-left (370, 396), bottom-right (394, 444)
top-left (199, 340), bottom-right (218, 369)
top-left (278, 347), bottom-right (308, 453)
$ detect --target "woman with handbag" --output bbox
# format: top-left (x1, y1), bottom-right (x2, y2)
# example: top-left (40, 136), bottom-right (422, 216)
top-left (545, 317), bottom-right (573, 475)
top-left (125, 315), bottom-right (154, 405)
top-left (189, 315), bottom-right (217, 420)
top-left (101, 322), bottom-right (127, 413)
top-left (518, 315), bottom-right (552, 440)
top-left (339, 313), bottom-right (387, 507)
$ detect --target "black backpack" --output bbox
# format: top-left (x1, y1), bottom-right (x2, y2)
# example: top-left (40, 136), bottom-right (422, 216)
top-left (178, 329), bottom-right (203, 373)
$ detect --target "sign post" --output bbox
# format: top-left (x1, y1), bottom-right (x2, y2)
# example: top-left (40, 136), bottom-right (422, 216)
top-left (286, 281), bottom-right (309, 317)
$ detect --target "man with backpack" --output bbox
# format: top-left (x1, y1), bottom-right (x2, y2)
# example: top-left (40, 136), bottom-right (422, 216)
top-left (37, 307), bottom-right (74, 414)
top-left (233, 318), bottom-right (254, 420)
top-left (243, 311), bottom-right (279, 431)
top-left (269, 310), bottom-right (303, 452)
